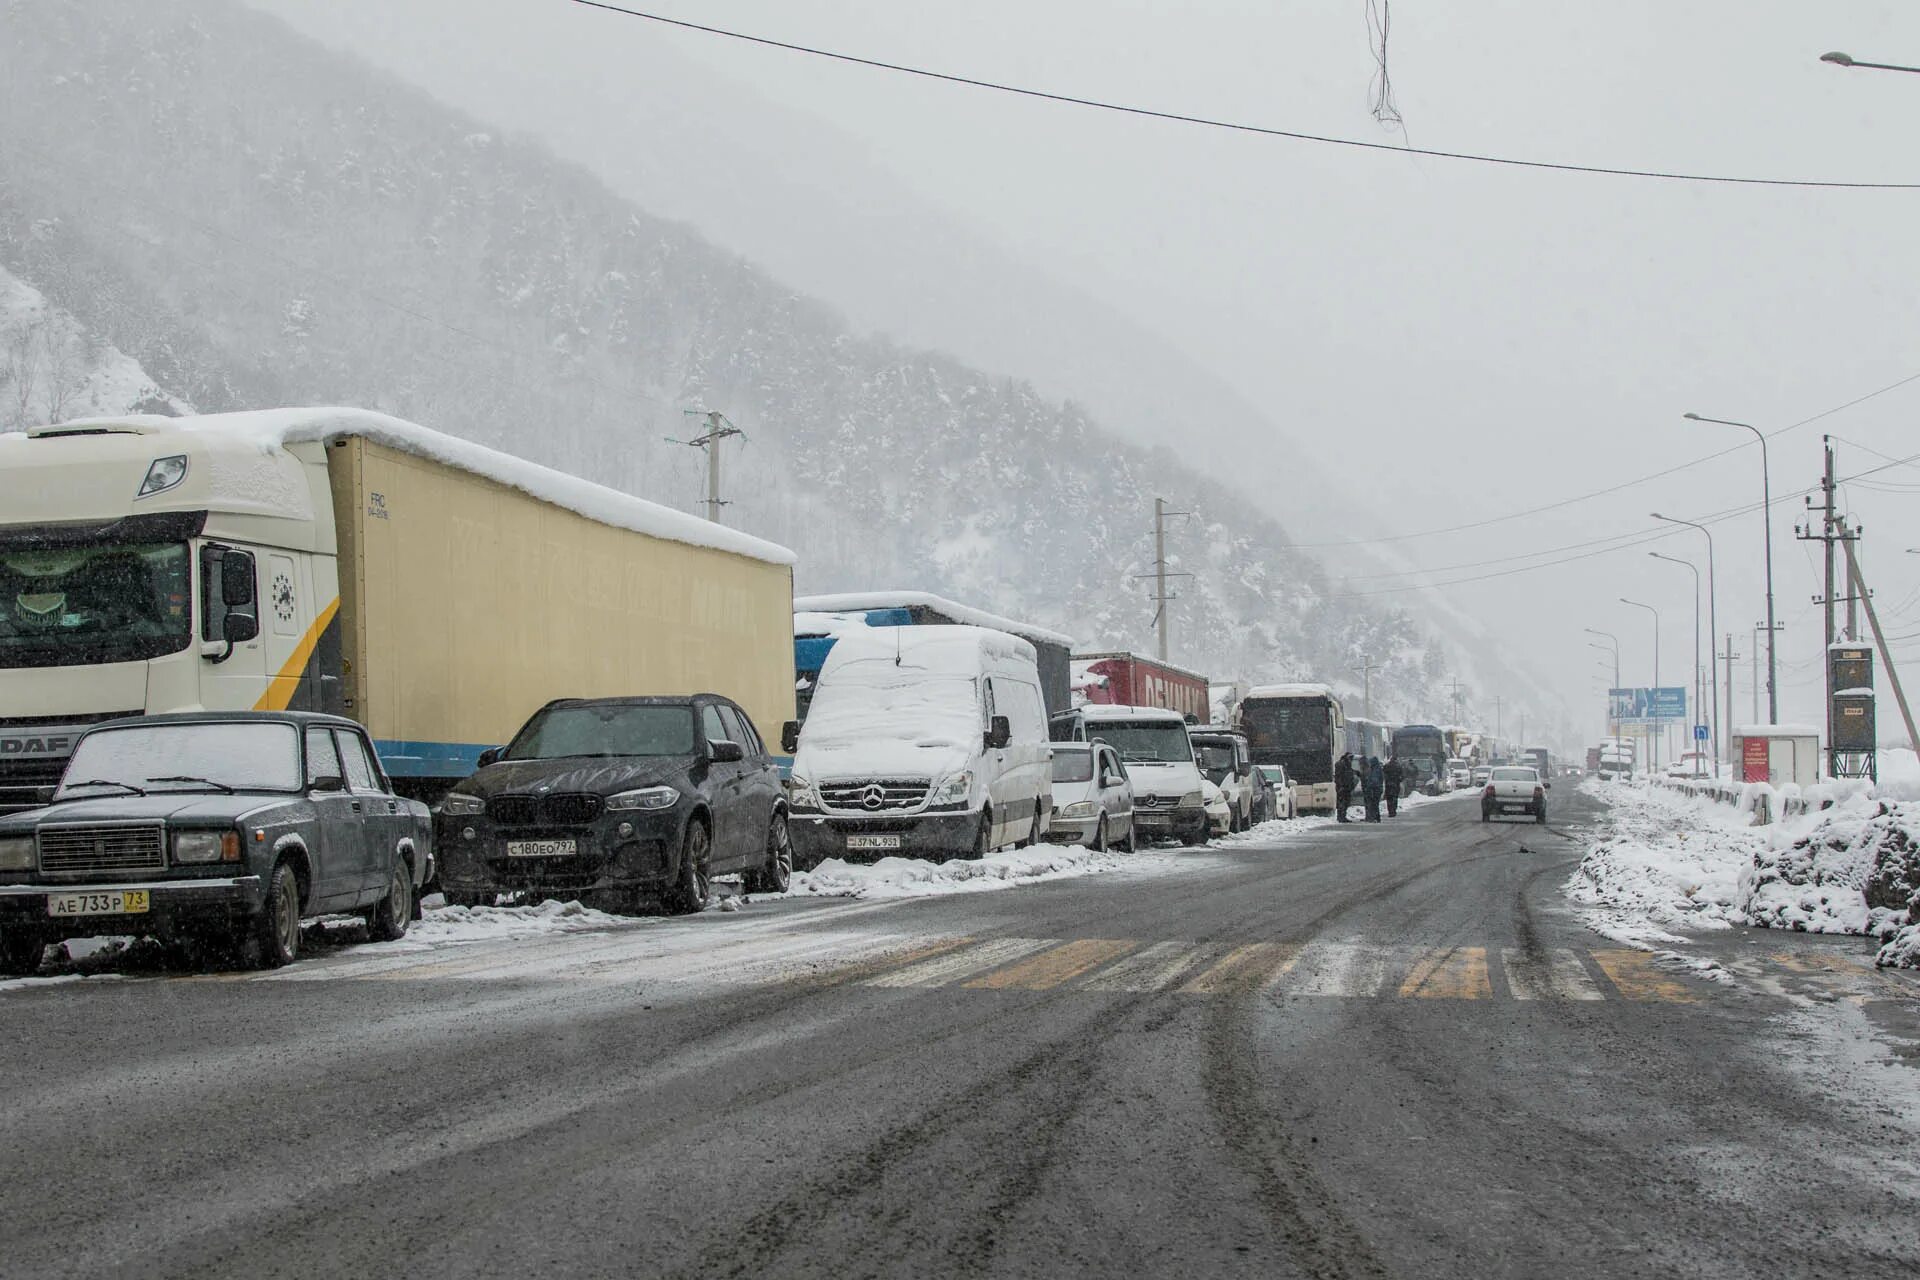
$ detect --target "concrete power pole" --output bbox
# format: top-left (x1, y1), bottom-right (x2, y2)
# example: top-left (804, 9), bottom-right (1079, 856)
top-left (1142, 497), bottom-right (1191, 661)
top-left (1352, 660), bottom-right (1382, 720)
top-left (680, 410), bottom-right (742, 523)
top-left (1719, 634), bottom-right (1739, 773)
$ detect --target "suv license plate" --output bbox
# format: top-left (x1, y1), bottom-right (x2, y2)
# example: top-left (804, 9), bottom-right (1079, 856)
top-left (48, 890), bottom-right (150, 917)
top-left (845, 835), bottom-right (901, 851)
top-left (506, 839), bottom-right (576, 859)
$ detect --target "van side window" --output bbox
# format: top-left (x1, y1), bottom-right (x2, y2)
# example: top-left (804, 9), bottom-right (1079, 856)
top-left (982, 679), bottom-right (998, 726)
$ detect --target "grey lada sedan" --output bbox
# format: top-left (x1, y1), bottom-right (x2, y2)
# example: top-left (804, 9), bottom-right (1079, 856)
top-left (0, 711), bottom-right (430, 973)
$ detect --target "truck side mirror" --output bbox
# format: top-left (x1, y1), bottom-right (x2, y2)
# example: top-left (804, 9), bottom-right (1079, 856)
top-left (780, 721), bottom-right (800, 755)
top-left (476, 747), bottom-right (503, 769)
top-left (985, 715), bottom-right (1012, 750)
top-left (222, 609), bottom-right (259, 644)
top-left (221, 550), bottom-right (257, 607)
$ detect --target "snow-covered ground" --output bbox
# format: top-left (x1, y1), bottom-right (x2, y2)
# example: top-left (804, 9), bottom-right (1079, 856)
top-left (1571, 774), bottom-right (1920, 970)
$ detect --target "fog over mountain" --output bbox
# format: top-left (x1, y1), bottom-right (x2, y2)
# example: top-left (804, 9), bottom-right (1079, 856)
top-left (2, 0), bottom-right (1591, 744)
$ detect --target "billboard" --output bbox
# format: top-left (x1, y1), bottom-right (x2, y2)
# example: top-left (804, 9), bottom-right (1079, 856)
top-left (1609, 687), bottom-right (1687, 726)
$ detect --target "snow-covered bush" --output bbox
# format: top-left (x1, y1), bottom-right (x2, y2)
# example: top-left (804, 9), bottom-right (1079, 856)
top-left (1739, 800), bottom-right (1917, 937)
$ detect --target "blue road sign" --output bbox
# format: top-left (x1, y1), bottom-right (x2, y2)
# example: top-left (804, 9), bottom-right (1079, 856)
top-left (1693, 723), bottom-right (1709, 741)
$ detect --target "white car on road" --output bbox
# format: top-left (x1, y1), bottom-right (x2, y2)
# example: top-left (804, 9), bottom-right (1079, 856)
top-left (1480, 766), bottom-right (1549, 824)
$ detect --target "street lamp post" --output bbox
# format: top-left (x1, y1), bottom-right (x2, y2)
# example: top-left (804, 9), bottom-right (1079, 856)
top-left (1652, 513), bottom-right (1721, 774)
top-left (1683, 414), bottom-right (1778, 723)
top-left (1584, 627), bottom-right (1621, 740)
top-left (1621, 597), bottom-right (1662, 770)
top-left (1650, 551), bottom-right (1703, 774)
top-left (1820, 51), bottom-right (1920, 74)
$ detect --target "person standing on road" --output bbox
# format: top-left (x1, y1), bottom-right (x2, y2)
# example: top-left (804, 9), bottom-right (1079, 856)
top-left (1334, 752), bottom-right (1356, 823)
top-left (1383, 756), bottom-right (1404, 818)
top-left (1362, 756), bottom-right (1385, 823)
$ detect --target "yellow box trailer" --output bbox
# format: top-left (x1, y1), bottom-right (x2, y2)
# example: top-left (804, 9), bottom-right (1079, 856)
top-left (0, 409), bottom-right (796, 808)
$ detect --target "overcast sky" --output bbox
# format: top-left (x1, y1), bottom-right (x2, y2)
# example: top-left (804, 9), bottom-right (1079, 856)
top-left (252, 0), bottom-right (1920, 743)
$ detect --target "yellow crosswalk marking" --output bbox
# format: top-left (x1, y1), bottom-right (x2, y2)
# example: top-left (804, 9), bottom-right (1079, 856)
top-left (1591, 950), bottom-right (1697, 1003)
top-left (1082, 940), bottom-right (1218, 992)
top-left (963, 939), bottom-right (1138, 990)
top-left (1283, 943), bottom-right (1393, 997)
top-left (1180, 943), bottom-right (1299, 994)
top-left (1399, 947), bottom-right (1491, 999)
top-left (1502, 948), bottom-right (1604, 1001)
top-left (863, 937), bottom-right (1052, 989)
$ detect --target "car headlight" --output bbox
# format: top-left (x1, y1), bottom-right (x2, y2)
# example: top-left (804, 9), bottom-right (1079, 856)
top-left (173, 830), bottom-right (240, 864)
top-left (1180, 791), bottom-right (1203, 808)
top-left (928, 771), bottom-right (973, 809)
top-left (786, 775), bottom-right (821, 812)
top-left (0, 835), bottom-right (33, 872)
top-left (436, 793), bottom-right (486, 816)
top-left (606, 786), bottom-right (678, 812)
top-left (1058, 801), bottom-right (1096, 819)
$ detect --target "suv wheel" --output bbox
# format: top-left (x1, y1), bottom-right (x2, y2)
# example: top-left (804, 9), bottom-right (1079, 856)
top-left (744, 813), bottom-right (793, 894)
top-left (665, 819), bottom-right (712, 915)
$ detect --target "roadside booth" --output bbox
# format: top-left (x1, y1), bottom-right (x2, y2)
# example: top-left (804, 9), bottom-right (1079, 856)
top-left (1730, 725), bottom-right (1821, 787)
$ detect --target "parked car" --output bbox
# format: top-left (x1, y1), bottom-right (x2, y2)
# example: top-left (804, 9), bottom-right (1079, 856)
top-left (435, 695), bottom-right (789, 914)
top-left (1046, 742), bottom-right (1134, 852)
top-left (1664, 751), bottom-right (1711, 780)
top-left (1470, 764), bottom-right (1492, 787)
top-left (785, 625), bottom-right (1051, 865)
top-left (1481, 766), bottom-right (1549, 824)
top-left (1256, 764), bottom-right (1295, 820)
top-left (0, 711), bottom-right (430, 973)
top-left (1201, 779), bottom-right (1233, 839)
top-left (1248, 762), bottom-right (1276, 823)
top-left (1080, 705), bottom-right (1210, 845)
top-left (1447, 758), bottom-right (1473, 790)
top-left (1189, 729), bottom-right (1257, 832)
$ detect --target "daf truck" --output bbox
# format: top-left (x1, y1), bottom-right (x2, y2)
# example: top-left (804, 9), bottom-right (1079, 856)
top-left (0, 408), bottom-right (798, 812)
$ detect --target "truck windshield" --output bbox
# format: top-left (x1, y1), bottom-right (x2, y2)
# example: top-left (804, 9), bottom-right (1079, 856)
top-left (0, 541), bottom-right (192, 669)
top-left (1094, 723), bottom-right (1192, 764)
top-left (507, 705), bottom-right (697, 759)
top-left (59, 721), bottom-right (302, 795)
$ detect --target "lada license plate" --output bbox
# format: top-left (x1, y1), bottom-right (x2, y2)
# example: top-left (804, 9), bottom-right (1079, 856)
top-left (506, 839), bottom-right (575, 859)
top-left (48, 890), bottom-right (149, 917)
top-left (845, 835), bottom-right (901, 851)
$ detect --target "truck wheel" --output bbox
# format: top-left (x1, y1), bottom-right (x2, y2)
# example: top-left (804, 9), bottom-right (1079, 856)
top-left (0, 929), bottom-right (45, 977)
top-left (364, 855), bottom-right (414, 942)
top-left (665, 820), bottom-right (712, 915)
top-left (246, 860), bottom-right (302, 969)
top-left (971, 807), bottom-right (994, 860)
top-left (744, 814), bottom-right (793, 894)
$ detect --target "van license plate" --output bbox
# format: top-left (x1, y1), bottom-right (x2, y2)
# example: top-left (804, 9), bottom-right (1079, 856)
top-left (506, 839), bottom-right (575, 859)
top-left (1136, 814), bottom-right (1170, 827)
top-left (48, 890), bottom-right (149, 917)
top-left (845, 835), bottom-right (901, 851)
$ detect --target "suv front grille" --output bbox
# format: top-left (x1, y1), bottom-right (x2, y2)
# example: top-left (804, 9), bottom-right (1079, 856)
top-left (820, 778), bottom-right (930, 813)
top-left (487, 793), bottom-right (605, 826)
top-left (37, 824), bottom-right (166, 874)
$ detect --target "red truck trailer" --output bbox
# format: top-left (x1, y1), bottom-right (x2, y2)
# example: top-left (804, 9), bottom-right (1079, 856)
top-left (1072, 652), bottom-right (1210, 721)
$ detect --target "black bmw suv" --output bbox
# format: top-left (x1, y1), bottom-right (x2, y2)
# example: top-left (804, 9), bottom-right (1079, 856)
top-left (433, 695), bottom-right (789, 914)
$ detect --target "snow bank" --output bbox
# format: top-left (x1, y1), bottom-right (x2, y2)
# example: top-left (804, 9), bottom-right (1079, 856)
top-left (368, 896), bottom-right (631, 948)
top-left (1568, 779), bottom-right (1758, 948)
top-left (780, 841), bottom-right (1171, 900)
top-left (62, 406), bottom-right (796, 565)
top-left (1743, 800), bottom-right (1917, 937)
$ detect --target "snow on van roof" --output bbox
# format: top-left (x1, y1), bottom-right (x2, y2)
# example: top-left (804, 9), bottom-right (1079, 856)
top-left (1245, 683), bottom-right (1337, 700)
top-left (821, 623), bottom-right (1036, 672)
top-left (1079, 704), bottom-right (1189, 722)
top-left (794, 591), bottom-right (1072, 648)
top-left (59, 407), bottom-right (796, 566)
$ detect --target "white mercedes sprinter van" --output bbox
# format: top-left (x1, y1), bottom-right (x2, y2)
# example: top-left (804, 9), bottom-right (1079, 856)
top-left (1080, 704), bottom-right (1209, 845)
top-left (784, 625), bottom-right (1051, 864)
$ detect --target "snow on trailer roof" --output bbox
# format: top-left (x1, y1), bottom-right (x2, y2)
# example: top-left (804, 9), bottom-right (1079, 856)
top-left (1079, 704), bottom-right (1190, 722)
top-left (794, 591), bottom-right (1073, 648)
top-left (1071, 651), bottom-right (1211, 682)
top-left (59, 407), bottom-right (797, 566)
top-left (1245, 683), bottom-right (1338, 700)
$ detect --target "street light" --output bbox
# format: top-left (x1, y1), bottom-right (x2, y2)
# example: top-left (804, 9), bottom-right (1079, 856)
top-left (1649, 551), bottom-right (1703, 773)
top-left (1683, 413), bottom-right (1778, 724)
top-left (1652, 513), bottom-right (1721, 773)
top-left (1820, 51), bottom-right (1920, 74)
top-left (1621, 597), bottom-right (1662, 770)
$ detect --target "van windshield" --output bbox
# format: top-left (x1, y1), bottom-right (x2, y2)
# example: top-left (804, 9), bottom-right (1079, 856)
top-left (1094, 722), bottom-right (1193, 765)
top-left (804, 671), bottom-right (981, 748)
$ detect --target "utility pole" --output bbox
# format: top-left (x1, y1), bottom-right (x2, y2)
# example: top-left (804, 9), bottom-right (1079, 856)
top-left (1719, 633), bottom-right (1740, 777)
top-left (1352, 659), bottom-right (1382, 720)
top-left (677, 410), bottom-right (743, 523)
top-left (1493, 695), bottom-right (1503, 740)
top-left (1840, 516), bottom-right (1920, 758)
top-left (1799, 440), bottom-right (1866, 777)
top-left (1138, 498), bottom-right (1192, 661)
top-left (1446, 678), bottom-right (1465, 726)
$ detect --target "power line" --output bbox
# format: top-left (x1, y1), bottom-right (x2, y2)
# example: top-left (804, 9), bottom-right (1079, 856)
top-left (564, 1), bottom-right (1920, 190)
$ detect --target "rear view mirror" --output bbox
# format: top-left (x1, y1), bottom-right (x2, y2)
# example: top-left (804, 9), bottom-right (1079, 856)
top-left (222, 609), bottom-right (258, 644)
top-left (221, 550), bottom-right (256, 607)
top-left (710, 739), bottom-right (745, 764)
top-left (985, 715), bottom-right (1012, 750)
top-left (476, 747), bottom-right (503, 768)
top-left (780, 721), bottom-right (800, 755)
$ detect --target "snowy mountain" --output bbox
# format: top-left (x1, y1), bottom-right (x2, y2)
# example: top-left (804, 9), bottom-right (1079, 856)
top-left (0, 263), bottom-right (187, 429)
top-left (0, 0), bottom-right (1566, 734)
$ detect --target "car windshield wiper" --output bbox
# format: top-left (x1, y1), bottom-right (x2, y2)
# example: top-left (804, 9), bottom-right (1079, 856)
top-left (146, 775), bottom-right (236, 794)
top-left (62, 778), bottom-right (146, 796)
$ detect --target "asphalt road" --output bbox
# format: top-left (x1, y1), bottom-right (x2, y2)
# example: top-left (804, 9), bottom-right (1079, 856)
top-left (4, 787), bottom-right (1918, 1279)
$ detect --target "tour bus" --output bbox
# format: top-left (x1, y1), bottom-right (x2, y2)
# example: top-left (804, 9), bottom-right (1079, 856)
top-left (1235, 684), bottom-right (1345, 814)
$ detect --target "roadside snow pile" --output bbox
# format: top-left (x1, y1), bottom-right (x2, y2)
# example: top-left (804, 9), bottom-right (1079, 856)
top-left (1568, 779), bottom-right (1760, 948)
top-left (391, 897), bottom-right (631, 947)
top-left (1743, 800), bottom-right (1919, 937)
top-left (1215, 815), bottom-right (1336, 845)
top-left (784, 843), bottom-right (1140, 900)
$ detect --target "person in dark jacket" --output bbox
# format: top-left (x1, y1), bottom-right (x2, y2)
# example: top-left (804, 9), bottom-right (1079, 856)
top-left (1383, 757), bottom-right (1405, 817)
top-left (1333, 752), bottom-right (1357, 822)
top-left (1362, 756), bottom-right (1385, 822)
